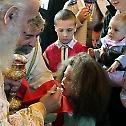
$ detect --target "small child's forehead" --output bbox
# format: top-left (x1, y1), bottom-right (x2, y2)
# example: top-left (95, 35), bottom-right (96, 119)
top-left (109, 19), bottom-right (119, 26)
top-left (111, 14), bottom-right (126, 24)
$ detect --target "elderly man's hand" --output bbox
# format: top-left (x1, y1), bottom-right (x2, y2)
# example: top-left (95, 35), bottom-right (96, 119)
top-left (40, 84), bottom-right (62, 114)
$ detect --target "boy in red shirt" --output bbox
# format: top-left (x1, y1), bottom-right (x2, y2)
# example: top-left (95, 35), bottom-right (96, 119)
top-left (43, 9), bottom-right (87, 75)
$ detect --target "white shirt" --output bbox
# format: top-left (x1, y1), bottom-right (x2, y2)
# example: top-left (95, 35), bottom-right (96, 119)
top-left (40, 0), bottom-right (50, 10)
top-left (56, 39), bottom-right (77, 49)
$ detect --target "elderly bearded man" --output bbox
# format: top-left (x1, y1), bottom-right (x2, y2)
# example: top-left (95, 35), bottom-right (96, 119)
top-left (0, 0), bottom-right (62, 125)
top-left (5, 14), bottom-right (54, 92)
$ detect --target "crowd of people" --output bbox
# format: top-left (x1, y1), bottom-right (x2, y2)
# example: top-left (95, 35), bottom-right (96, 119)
top-left (0, 0), bottom-right (126, 126)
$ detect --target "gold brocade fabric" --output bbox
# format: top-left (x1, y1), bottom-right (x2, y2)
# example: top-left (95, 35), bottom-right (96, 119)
top-left (0, 72), bottom-right (10, 125)
top-left (2, 54), bottom-right (27, 81)
top-left (0, 72), bottom-right (45, 125)
top-left (9, 102), bottom-right (45, 126)
top-left (9, 97), bottom-right (22, 115)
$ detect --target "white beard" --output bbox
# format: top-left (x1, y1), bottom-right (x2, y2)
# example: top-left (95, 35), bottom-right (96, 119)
top-left (0, 23), bottom-right (20, 70)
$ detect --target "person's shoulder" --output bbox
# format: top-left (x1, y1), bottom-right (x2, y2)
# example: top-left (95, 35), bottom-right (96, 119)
top-left (75, 41), bottom-right (87, 46)
top-left (74, 41), bottom-right (83, 46)
top-left (45, 42), bottom-right (58, 53)
top-left (74, 42), bottom-right (88, 52)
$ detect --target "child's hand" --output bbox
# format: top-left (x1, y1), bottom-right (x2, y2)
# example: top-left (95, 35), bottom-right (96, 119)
top-left (99, 48), bottom-right (105, 57)
top-left (77, 7), bottom-right (89, 23)
top-left (87, 48), bottom-right (94, 57)
top-left (107, 61), bottom-right (120, 72)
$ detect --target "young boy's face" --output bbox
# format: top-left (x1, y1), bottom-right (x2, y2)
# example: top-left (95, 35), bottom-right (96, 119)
top-left (92, 31), bottom-right (101, 48)
top-left (55, 19), bottom-right (76, 44)
top-left (107, 18), bottom-right (126, 42)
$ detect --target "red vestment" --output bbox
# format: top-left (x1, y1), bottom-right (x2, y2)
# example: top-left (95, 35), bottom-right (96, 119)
top-left (17, 79), bottom-right (73, 113)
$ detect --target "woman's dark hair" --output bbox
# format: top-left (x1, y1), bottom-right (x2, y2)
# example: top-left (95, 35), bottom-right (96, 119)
top-left (57, 52), bottom-right (111, 121)
top-left (69, 52), bottom-right (111, 121)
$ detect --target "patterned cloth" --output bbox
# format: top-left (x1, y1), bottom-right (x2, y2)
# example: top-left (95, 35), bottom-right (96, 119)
top-left (0, 72), bottom-right (10, 125)
top-left (0, 71), bottom-right (46, 126)
top-left (9, 102), bottom-right (46, 126)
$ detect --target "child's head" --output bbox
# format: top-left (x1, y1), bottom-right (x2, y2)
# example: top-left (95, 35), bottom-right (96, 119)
top-left (54, 9), bottom-right (77, 44)
top-left (57, 52), bottom-right (111, 119)
top-left (92, 22), bottom-right (103, 48)
top-left (107, 13), bottom-right (126, 42)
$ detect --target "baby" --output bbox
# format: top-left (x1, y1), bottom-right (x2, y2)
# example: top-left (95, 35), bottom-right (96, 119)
top-left (88, 13), bottom-right (126, 83)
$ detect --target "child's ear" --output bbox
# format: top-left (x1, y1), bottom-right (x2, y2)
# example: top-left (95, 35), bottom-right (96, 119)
top-left (4, 6), bottom-right (19, 24)
top-left (54, 25), bottom-right (57, 32)
top-left (74, 24), bottom-right (77, 32)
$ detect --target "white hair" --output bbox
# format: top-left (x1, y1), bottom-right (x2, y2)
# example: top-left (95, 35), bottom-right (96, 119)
top-left (0, 0), bottom-right (27, 70)
top-left (0, 22), bottom-right (20, 70)
top-left (0, 0), bottom-right (40, 70)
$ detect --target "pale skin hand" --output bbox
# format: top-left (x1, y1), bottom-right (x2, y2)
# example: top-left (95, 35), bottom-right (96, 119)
top-left (77, 7), bottom-right (89, 23)
top-left (87, 48), bottom-right (95, 57)
top-left (40, 84), bottom-right (62, 114)
top-left (107, 61), bottom-right (120, 73)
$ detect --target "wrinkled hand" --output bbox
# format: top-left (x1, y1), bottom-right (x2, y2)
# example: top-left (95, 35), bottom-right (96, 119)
top-left (4, 78), bottom-right (22, 93)
top-left (40, 84), bottom-right (62, 114)
top-left (107, 61), bottom-right (120, 72)
top-left (77, 7), bottom-right (89, 23)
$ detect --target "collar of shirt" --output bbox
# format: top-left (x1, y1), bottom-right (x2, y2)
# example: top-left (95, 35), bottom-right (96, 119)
top-left (103, 36), bottom-right (126, 47)
top-left (56, 39), bottom-right (77, 49)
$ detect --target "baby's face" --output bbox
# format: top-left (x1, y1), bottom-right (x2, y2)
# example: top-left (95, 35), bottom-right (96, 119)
top-left (55, 19), bottom-right (76, 44)
top-left (107, 19), bottom-right (126, 42)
